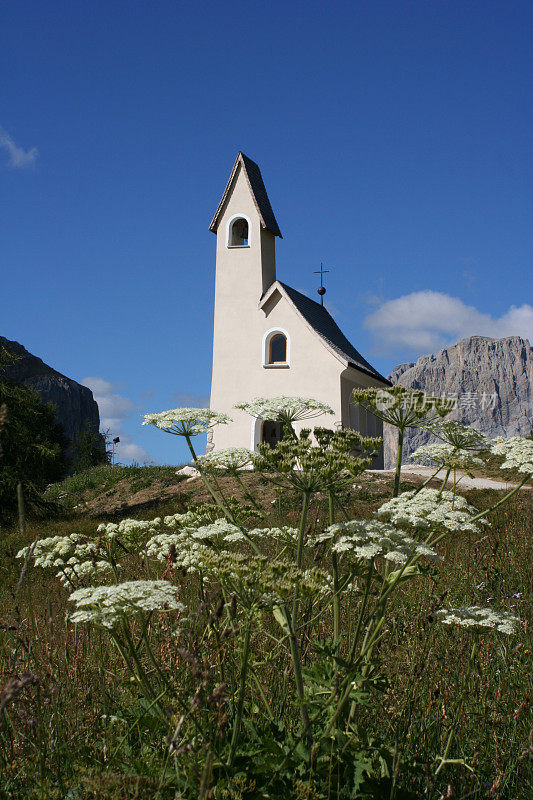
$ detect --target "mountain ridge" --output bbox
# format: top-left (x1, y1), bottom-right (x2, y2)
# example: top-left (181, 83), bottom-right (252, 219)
top-left (384, 335), bottom-right (533, 468)
top-left (0, 335), bottom-right (100, 444)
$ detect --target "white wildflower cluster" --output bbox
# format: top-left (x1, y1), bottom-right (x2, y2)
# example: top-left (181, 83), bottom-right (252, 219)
top-left (59, 559), bottom-right (113, 587)
top-left (69, 580), bottom-right (185, 629)
top-left (146, 533), bottom-right (190, 562)
top-left (195, 447), bottom-right (254, 473)
top-left (410, 443), bottom-right (485, 470)
top-left (97, 517), bottom-right (161, 546)
top-left (142, 407), bottom-right (231, 436)
top-left (424, 420), bottom-right (489, 451)
top-left (489, 436), bottom-right (533, 475)
top-left (145, 533), bottom-right (332, 609)
top-left (435, 605), bottom-right (522, 635)
top-left (247, 526), bottom-right (300, 545)
top-left (145, 522), bottom-right (302, 562)
top-left (313, 520), bottom-right (440, 565)
top-left (145, 518), bottom-right (244, 562)
top-left (234, 396), bottom-right (334, 421)
top-left (162, 508), bottom-right (218, 528)
top-left (377, 489), bottom-right (487, 534)
top-left (17, 534), bottom-right (112, 587)
top-left (192, 519), bottom-right (243, 541)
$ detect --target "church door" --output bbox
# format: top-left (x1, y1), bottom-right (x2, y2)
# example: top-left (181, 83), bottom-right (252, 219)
top-left (261, 420), bottom-right (283, 448)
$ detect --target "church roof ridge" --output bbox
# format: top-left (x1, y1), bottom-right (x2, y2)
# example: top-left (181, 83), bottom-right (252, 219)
top-left (274, 281), bottom-right (391, 385)
top-left (209, 152), bottom-right (282, 238)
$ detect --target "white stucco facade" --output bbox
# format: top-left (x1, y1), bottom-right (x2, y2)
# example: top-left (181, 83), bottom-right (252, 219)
top-left (208, 153), bottom-right (388, 466)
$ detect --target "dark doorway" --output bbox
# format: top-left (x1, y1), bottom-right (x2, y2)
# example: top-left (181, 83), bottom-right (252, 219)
top-left (261, 420), bottom-right (283, 448)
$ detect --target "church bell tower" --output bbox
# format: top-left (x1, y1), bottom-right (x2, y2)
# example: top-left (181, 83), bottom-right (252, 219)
top-left (208, 153), bottom-right (283, 449)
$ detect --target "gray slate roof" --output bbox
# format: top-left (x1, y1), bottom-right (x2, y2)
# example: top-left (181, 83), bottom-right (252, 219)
top-left (210, 152), bottom-right (282, 238)
top-left (280, 282), bottom-right (391, 384)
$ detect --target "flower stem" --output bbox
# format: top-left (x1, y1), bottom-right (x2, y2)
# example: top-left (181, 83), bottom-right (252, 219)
top-left (328, 492), bottom-right (340, 643)
top-left (469, 473), bottom-right (530, 523)
top-left (292, 491), bottom-right (311, 631)
top-left (185, 434), bottom-right (231, 518)
top-left (284, 605), bottom-right (313, 750)
top-left (393, 428), bottom-right (404, 497)
top-left (227, 618), bottom-right (252, 767)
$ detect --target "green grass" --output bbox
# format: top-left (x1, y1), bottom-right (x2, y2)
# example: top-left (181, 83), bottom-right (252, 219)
top-left (44, 463), bottom-right (187, 512)
top-left (0, 472), bottom-right (531, 799)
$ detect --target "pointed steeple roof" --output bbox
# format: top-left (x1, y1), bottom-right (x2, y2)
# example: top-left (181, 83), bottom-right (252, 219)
top-left (209, 152), bottom-right (282, 238)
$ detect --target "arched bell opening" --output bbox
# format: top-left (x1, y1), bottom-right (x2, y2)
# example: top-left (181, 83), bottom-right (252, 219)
top-left (228, 216), bottom-right (250, 247)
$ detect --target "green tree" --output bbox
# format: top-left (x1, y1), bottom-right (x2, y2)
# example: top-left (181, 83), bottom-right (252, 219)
top-left (0, 377), bottom-right (69, 515)
top-left (72, 423), bottom-right (109, 472)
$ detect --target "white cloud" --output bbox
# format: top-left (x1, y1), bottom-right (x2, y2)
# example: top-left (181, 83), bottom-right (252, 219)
top-left (82, 376), bottom-right (153, 465)
top-left (82, 377), bottom-right (133, 431)
top-left (364, 291), bottom-right (533, 354)
top-left (116, 434), bottom-right (154, 465)
top-left (0, 125), bottom-right (38, 168)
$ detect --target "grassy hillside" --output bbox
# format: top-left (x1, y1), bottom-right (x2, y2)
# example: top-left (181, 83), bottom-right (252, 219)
top-left (0, 466), bottom-right (531, 799)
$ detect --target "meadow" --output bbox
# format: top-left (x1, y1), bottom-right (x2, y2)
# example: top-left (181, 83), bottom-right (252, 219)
top-left (0, 394), bottom-right (531, 799)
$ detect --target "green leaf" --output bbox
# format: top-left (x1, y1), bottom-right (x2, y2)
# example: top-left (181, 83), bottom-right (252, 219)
top-left (385, 564), bottom-right (421, 585)
top-left (272, 605), bottom-right (290, 634)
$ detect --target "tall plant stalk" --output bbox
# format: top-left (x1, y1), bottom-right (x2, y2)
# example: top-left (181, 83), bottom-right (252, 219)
top-left (227, 618), bottom-right (252, 767)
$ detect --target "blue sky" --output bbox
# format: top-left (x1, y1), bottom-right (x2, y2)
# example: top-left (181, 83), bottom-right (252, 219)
top-left (2, 0), bottom-right (532, 465)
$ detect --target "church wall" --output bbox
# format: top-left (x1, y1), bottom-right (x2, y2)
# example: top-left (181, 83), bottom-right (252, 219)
top-left (208, 155), bottom-right (387, 462)
top-left (340, 370), bottom-right (385, 468)
top-left (210, 287), bottom-right (348, 451)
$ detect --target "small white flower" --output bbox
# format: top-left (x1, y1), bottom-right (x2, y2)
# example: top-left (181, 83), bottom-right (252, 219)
top-left (314, 519), bottom-right (441, 565)
top-left (69, 580), bottom-right (185, 629)
top-left (435, 605), bottom-right (522, 635)
top-left (489, 437), bottom-right (533, 475)
top-left (410, 443), bottom-right (485, 470)
top-left (377, 488), bottom-right (487, 533)
top-left (142, 408), bottom-right (231, 436)
top-left (196, 447), bottom-right (253, 472)
top-left (234, 396), bottom-right (334, 422)
top-left (423, 421), bottom-right (489, 451)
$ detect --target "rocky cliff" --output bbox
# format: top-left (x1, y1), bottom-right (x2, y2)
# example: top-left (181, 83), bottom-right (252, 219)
top-left (0, 336), bottom-right (100, 444)
top-left (384, 336), bottom-right (533, 468)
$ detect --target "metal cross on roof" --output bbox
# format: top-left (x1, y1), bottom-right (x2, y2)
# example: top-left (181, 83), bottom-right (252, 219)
top-left (314, 263), bottom-right (330, 306)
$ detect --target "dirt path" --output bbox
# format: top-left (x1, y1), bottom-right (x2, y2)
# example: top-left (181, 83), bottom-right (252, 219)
top-left (368, 465), bottom-right (531, 491)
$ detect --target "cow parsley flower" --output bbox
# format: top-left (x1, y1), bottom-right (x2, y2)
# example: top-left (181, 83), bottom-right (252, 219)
top-left (377, 489), bottom-right (486, 533)
top-left (247, 526), bottom-right (299, 545)
top-left (17, 535), bottom-right (111, 586)
top-left (435, 605), bottom-right (522, 635)
top-left (142, 408), bottom-right (231, 436)
top-left (192, 519), bottom-right (243, 541)
top-left (352, 386), bottom-right (454, 429)
top-left (97, 517), bottom-right (161, 545)
top-left (424, 420), bottom-right (488, 451)
top-left (410, 443), bottom-right (485, 470)
top-left (313, 520), bottom-right (440, 565)
top-left (234, 396), bottom-right (334, 422)
top-left (489, 436), bottom-right (533, 475)
top-left (59, 560), bottom-right (113, 587)
top-left (162, 508), bottom-right (218, 528)
top-left (196, 447), bottom-right (254, 473)
top-left (69, 580), bottom-right (185, 629)
top-left (146, 532), bottom-right (191, 562)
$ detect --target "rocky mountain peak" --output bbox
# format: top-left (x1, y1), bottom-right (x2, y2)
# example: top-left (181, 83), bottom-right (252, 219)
top-left (384, 335), bottom-right (533, 468)
top-left (0, 335), bottom-right (100, 444)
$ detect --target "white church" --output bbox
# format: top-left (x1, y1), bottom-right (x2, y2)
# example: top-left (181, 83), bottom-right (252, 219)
top-left (208, 153), bottom-right (390, 466)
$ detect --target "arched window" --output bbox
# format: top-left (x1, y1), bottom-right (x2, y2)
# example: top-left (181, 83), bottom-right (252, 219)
top-left (228, 216), bottom-right (249, 247)
top-left (269, 333), bottom-right (286, 364)
top-left (262, 328), bottom-right (290, 368)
